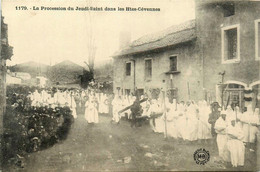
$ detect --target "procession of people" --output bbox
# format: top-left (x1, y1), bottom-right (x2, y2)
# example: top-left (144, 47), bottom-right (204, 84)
top-left (113, 91), bottom-right (260, 168)
top-left (3, 84), bottom-right (260, 169)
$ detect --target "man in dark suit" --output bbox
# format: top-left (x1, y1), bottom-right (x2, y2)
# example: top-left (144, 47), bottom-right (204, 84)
top-left (130, 99), bottom-right (143, 128)
top-left (208, 102), bottom-right (221, 137)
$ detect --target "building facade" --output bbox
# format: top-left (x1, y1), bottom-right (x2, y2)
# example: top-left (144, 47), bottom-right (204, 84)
top-left (113, 1), bottom-right (260, 109)
top-left (0, 16), bottom-right (13, 139)
top-left (195, 1), bottom-right (260, 110)
top-left (113, 20), bottom-right (204, 101)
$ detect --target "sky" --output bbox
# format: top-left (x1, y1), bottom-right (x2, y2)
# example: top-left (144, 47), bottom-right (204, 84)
top-left (2, 0), bottom-right (195, 66)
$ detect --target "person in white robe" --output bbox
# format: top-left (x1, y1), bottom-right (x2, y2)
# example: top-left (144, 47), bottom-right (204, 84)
top-left (47, 96), bottom-right (55, 107)
top-left (197, 101), bottom-right (204, 140)
top-left (186, 102), bottom-right (199, 141)
top-left (202, 100), bottom-right (212, 139)
top-left (98, 93), bottom-right (109, 114)
top-left (111, 95), bottom-right (121, 123)
top-left (66, 91), bottom-right (72, 107)
top-left (165, 98), bottom-right (178, 138)
top-left (84, 97), bottom-right (99, 124)
top-left (248, 108), bottom-right (260, 150)
top-left (53, 89), bottom-right (61, 105)
top-left (153, 98), bottom-right (165, 133)
top-left (70, 94), bottom-right (77, 119)
top-left (175, 102), bottom-right (188, 140)
top-left (234, 106), bottom-right (243, 129)
top-left (154, 114), bottom-right (165, 133)
top-left (148, 99), bottom-right (163, 132)
top-left (226, 119), bottom-right (245, 167)
top-left (59, 93), bottom-right (67, 107)
top-left (141, 98), bottom-right (150, 117)
top-left (226, 105), bottom-right (236, 123)
top-left (41, 89), bottom-right (48, 103)
top-left (63, 90), bottom-right (70, 105)
top-left (197, 101), bottom-right (211, 141)
top-left (33, 89), bottom-right (41, 103)
top-left (215, 111), bottom-right (229, 162)
top-left (241, 105), bottom-right (253, 143)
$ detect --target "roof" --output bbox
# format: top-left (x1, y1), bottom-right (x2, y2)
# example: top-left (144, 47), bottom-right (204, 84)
top-left (114, 20), bottom-right (196, 57)
top-left (14, 72), bottom-right (31, 76)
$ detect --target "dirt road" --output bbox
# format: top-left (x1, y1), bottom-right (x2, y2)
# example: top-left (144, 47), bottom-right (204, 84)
top-left (7, 114), bottom-right (257, 171)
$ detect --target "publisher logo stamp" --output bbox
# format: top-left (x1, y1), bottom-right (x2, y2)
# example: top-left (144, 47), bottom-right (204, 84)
top-left (193, 148), bottom-right (210, 165)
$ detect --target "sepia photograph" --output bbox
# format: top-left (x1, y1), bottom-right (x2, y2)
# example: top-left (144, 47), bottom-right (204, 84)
top-left (0, 0), bottom-right (260, 171)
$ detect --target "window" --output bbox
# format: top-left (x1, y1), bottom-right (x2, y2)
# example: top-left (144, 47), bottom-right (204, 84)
top-left (255, 19), bottom-right (260, 60)
top-left (221, 25), bottom-right (240, 64)
top-left (222, 3), bottom-right (235, 17)
top-left (169, 56), bottom-right (177, 71)
top-left (145, 59), bottom-right (152, 79)
top-left (223, 83), bottom-right (244, 110)
top-left (228, 84), bottom-right (240, 89)
top-left (225, 29), bottom-right (237, 60)
top-left (125, 62), bottom-right (131, 76)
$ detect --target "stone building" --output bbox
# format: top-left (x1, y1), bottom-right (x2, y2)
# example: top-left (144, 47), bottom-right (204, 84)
top-left (113, 20), bottom-right (203, 102)
top-left (195, 0), bottom-right (260, 110)
top-left (0, 16), bottom-right (13, 138)
top-left (113, 0), bottom-right (260, 109)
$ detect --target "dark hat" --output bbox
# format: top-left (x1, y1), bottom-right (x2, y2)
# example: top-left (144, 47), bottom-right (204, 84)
top-left (211, 102), bottom-right (221, 108)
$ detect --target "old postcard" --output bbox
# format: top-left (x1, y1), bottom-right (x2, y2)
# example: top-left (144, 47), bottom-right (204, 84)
top-left (1, 0), bottom-right (260, 171)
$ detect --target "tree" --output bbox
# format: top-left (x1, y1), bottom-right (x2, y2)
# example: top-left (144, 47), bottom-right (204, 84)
top-left (79, 69), bottom-right (93, 89)
top-left (81, 4), bottom-right (97, 89)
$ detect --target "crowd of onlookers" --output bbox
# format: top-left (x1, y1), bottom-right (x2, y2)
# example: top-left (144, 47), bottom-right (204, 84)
top-left (3, 85), bottom-right (75, 167)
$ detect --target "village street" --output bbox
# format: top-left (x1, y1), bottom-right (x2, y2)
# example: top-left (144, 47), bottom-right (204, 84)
top-left (5, 114), bottom-right (256, 171)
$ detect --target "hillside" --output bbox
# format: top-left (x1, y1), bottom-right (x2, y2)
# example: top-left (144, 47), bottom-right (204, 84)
top-left (94, 59), bottom-right (113, 82)
top-left (8, 61), bottom-right (50, 78)
top-left (47, 60), bottom-right (84, 84)
top-left (8, 60), bottom-right (113, 85)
